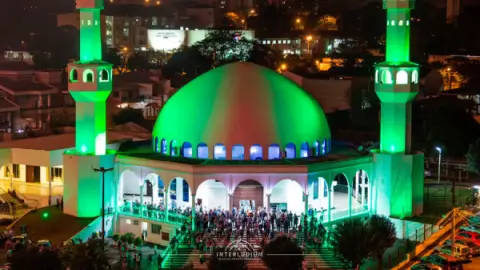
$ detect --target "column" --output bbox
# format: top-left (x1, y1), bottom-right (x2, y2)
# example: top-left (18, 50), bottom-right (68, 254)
top-left (164, 188), bottom-right (169, 222)
top-left (348, 185), bottom-right (352, 217)
top-left (191, 194), bottom-right (196, 231)
top-left (303, 193), bottom-right (308, 216)
top-left (47, 167), bottom-right (52, 206)
top-left (228, 193), bottom-right (234, 211)
top-left (152, 183), bottom-right (159, 204)
top-left (355, 171), bottom-right (359, 201)
top-left (361, 173), bottom-right (366, 206)
top-left (327, 190), bottom-right (331, 222)
top-left (139, 184), bottom-right (144, 217)
top-left (266, 193), bottom-right (271, 211)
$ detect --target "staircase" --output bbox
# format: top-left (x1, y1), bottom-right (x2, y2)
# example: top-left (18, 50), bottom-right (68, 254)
top-left (305, 247), bottom-right (346, 269)
top-left (161, 246), bottom-right (194, 269)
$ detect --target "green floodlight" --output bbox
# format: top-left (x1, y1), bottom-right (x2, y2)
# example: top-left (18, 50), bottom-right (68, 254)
top-left (42, 211), bottom-right (49, 219)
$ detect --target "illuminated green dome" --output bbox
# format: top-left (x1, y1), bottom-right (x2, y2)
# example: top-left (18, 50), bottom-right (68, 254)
top-left (152, 62), bottom-right (331, 160)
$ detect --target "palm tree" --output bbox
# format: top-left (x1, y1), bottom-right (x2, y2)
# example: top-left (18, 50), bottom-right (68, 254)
top-left (367, 215), bottom-right (397, 270)
top-left (329, 218), bottom-right (370, 269)
top-left (262, 235), bottom-right (304, 270)
top-left (61, 238), bottom-right (110, 270)
top-left (10, 246), bottom-right (63, 270)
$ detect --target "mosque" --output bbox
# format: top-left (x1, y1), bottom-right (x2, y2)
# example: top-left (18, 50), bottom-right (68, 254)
top-left (0, 0), bottom-right (424, 246)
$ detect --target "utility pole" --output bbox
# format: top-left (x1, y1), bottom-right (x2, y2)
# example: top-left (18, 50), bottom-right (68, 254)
top-left (93, 167), bottom-right (113, 246)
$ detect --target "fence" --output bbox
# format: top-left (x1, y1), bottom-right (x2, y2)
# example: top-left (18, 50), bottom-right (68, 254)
top-left (118, 204), bottom-right (188, 225)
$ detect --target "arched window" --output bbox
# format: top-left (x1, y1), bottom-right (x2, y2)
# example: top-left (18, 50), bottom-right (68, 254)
top-left (197, 143), bottom-right (208, 159)
top-left (285, 143), bottom-right (296, 158)
top-left (83, 69), bottom-right (94, 83)
top-left (314, 140), bottom-right (320, 156)
top-left (375, 70), bottom-right (379, 83)
top-left (300, 142), bottom-right (309, 158)
top-left (381, 70), bottom-right (393, 84)
top-left (214, 144), bottom-right (227, 160)
top-left (391, 20), bottom-right (395, 26)
top-left (160, 139), bottom-right (167, 154)
top-left (250, 144), bottom-right (263, 160)
top-left (399, 20), bottom-right (403, 26)
top-left (154, 137), bottom-right (159, 152)
top-left (100, 69), bottom-right (109, 82)
top-left (268, 144), bottom-right (280, 159)
top-left (70, 69), bottom-right (78, 82)
top-left (182, 142), bottom-right (192, 157)
top-left (396, 70), bottom-right (408, 85)
top-left (170, 140), bottom-right (178, 156)
top-left (322, 139), bottom-right (327, 155)
top-left (412, 70), bottom-right (419, 84)
top-left (232, 144), bottom-right (244, 160)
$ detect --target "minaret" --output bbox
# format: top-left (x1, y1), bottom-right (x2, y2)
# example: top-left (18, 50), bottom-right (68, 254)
top-left (373, 0), bottom-right (424, 218)
top-left (68, 0), bottom-right (111, 155)
top-left (63, 0), bottom-right (116, 218)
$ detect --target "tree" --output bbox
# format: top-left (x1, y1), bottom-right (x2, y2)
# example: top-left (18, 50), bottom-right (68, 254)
top-left (10, 247), bottom-right (63, 270)
top-left (467, 139), bottom-right (480, 175)
top-left (134, 237), bottom-right (143, 249)
top-left (126, 53), bottom-right (150, 71)
top-left (61, 238), bottom-right (110, 270)
top-left (112, 108), bottom-right (145, 126)
top-left (329, 218), bottom-right (370, 269)
top-left (207, 247), bottom-right (247, 270)
top-left (367, 215), bottom-right (397, 270)
top-left (262, 236), bottom-right (304, 270)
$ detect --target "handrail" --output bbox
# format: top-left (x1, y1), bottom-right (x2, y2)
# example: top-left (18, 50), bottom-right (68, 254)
top-left (13, 190), bottom-right (40, 209)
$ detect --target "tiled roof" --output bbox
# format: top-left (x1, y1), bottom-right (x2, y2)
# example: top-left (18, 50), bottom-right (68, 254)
top-left (0, 62), bottom-right (34, 71)
top-left (0, 77), bottom-right (52, 92)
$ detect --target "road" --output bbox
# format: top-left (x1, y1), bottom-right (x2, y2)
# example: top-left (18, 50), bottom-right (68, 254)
top-left (464, 257), bottom-right (480, 269)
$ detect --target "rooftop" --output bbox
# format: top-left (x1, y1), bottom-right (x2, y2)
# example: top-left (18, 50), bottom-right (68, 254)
top-left (117, 143), bottom-right (367, 166)
top-left (0, 77), bottom-right (53, 92)
top-left (0, 131), bottom-right (150, 151)
top-left (0, 62), bottom-right (34, 71)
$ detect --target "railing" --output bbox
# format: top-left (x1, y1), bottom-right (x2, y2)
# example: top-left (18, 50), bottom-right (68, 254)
top-left (14, 191), bottom-right (40, 209)
top-left (117, 204), bottom-right (189, 225)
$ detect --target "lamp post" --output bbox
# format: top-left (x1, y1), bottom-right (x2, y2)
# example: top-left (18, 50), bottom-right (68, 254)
top-left (436, 147), bottom-right (442, 184)
top-left (93, 166), bottom-right (113, 244)
top-left (306, 35), bottom-right (313, 56)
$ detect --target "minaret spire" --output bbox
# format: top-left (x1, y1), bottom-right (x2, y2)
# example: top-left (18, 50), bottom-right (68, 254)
top-left (67, 0), bottom-right (112, 156)
top-left (373, 0), bottom-right (424, 219)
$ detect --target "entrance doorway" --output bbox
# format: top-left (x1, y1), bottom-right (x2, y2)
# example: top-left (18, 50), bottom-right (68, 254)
top-left (146, 180), bottom-right (153, 197)
top-left (233, 180), bottom-right (264, 211)
top-left (26, 165), bottom-right (40, 183)
top-left (141, 222), bottom-right (148, 241)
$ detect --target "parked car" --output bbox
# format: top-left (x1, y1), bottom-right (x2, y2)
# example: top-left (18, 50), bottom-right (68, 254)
top-left (445, 239), bottom-right (480, 256)
top-left (411, 263), bottom-right (442, 270)
top-left (420, 254), bottom-right (464, 269)
top-left (434, 243), bottom-right (470, 259)
top-left (459, 224), bottom-right (480, 234)
top-left (456, 231), bottom-right (480, 245)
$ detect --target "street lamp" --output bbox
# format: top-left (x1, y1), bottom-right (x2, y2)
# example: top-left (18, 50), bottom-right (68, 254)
top-left (306, 35), bottom-right (313, 56)
top-left (93, 166), bottom-right (113, 245)
top-left (436, 147), bottom-right (442, 184)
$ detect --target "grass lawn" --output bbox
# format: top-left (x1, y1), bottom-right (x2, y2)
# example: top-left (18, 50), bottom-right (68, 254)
top-left (11, 206), bottom-right (95, 245)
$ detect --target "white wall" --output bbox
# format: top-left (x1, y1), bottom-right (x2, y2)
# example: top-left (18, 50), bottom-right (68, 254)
top-left (197, 180), bottom-right (228, 210)
top-left (271, 180), bottom-right (304, 214)
top-left (118, 216), bottom-right (180, 246)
